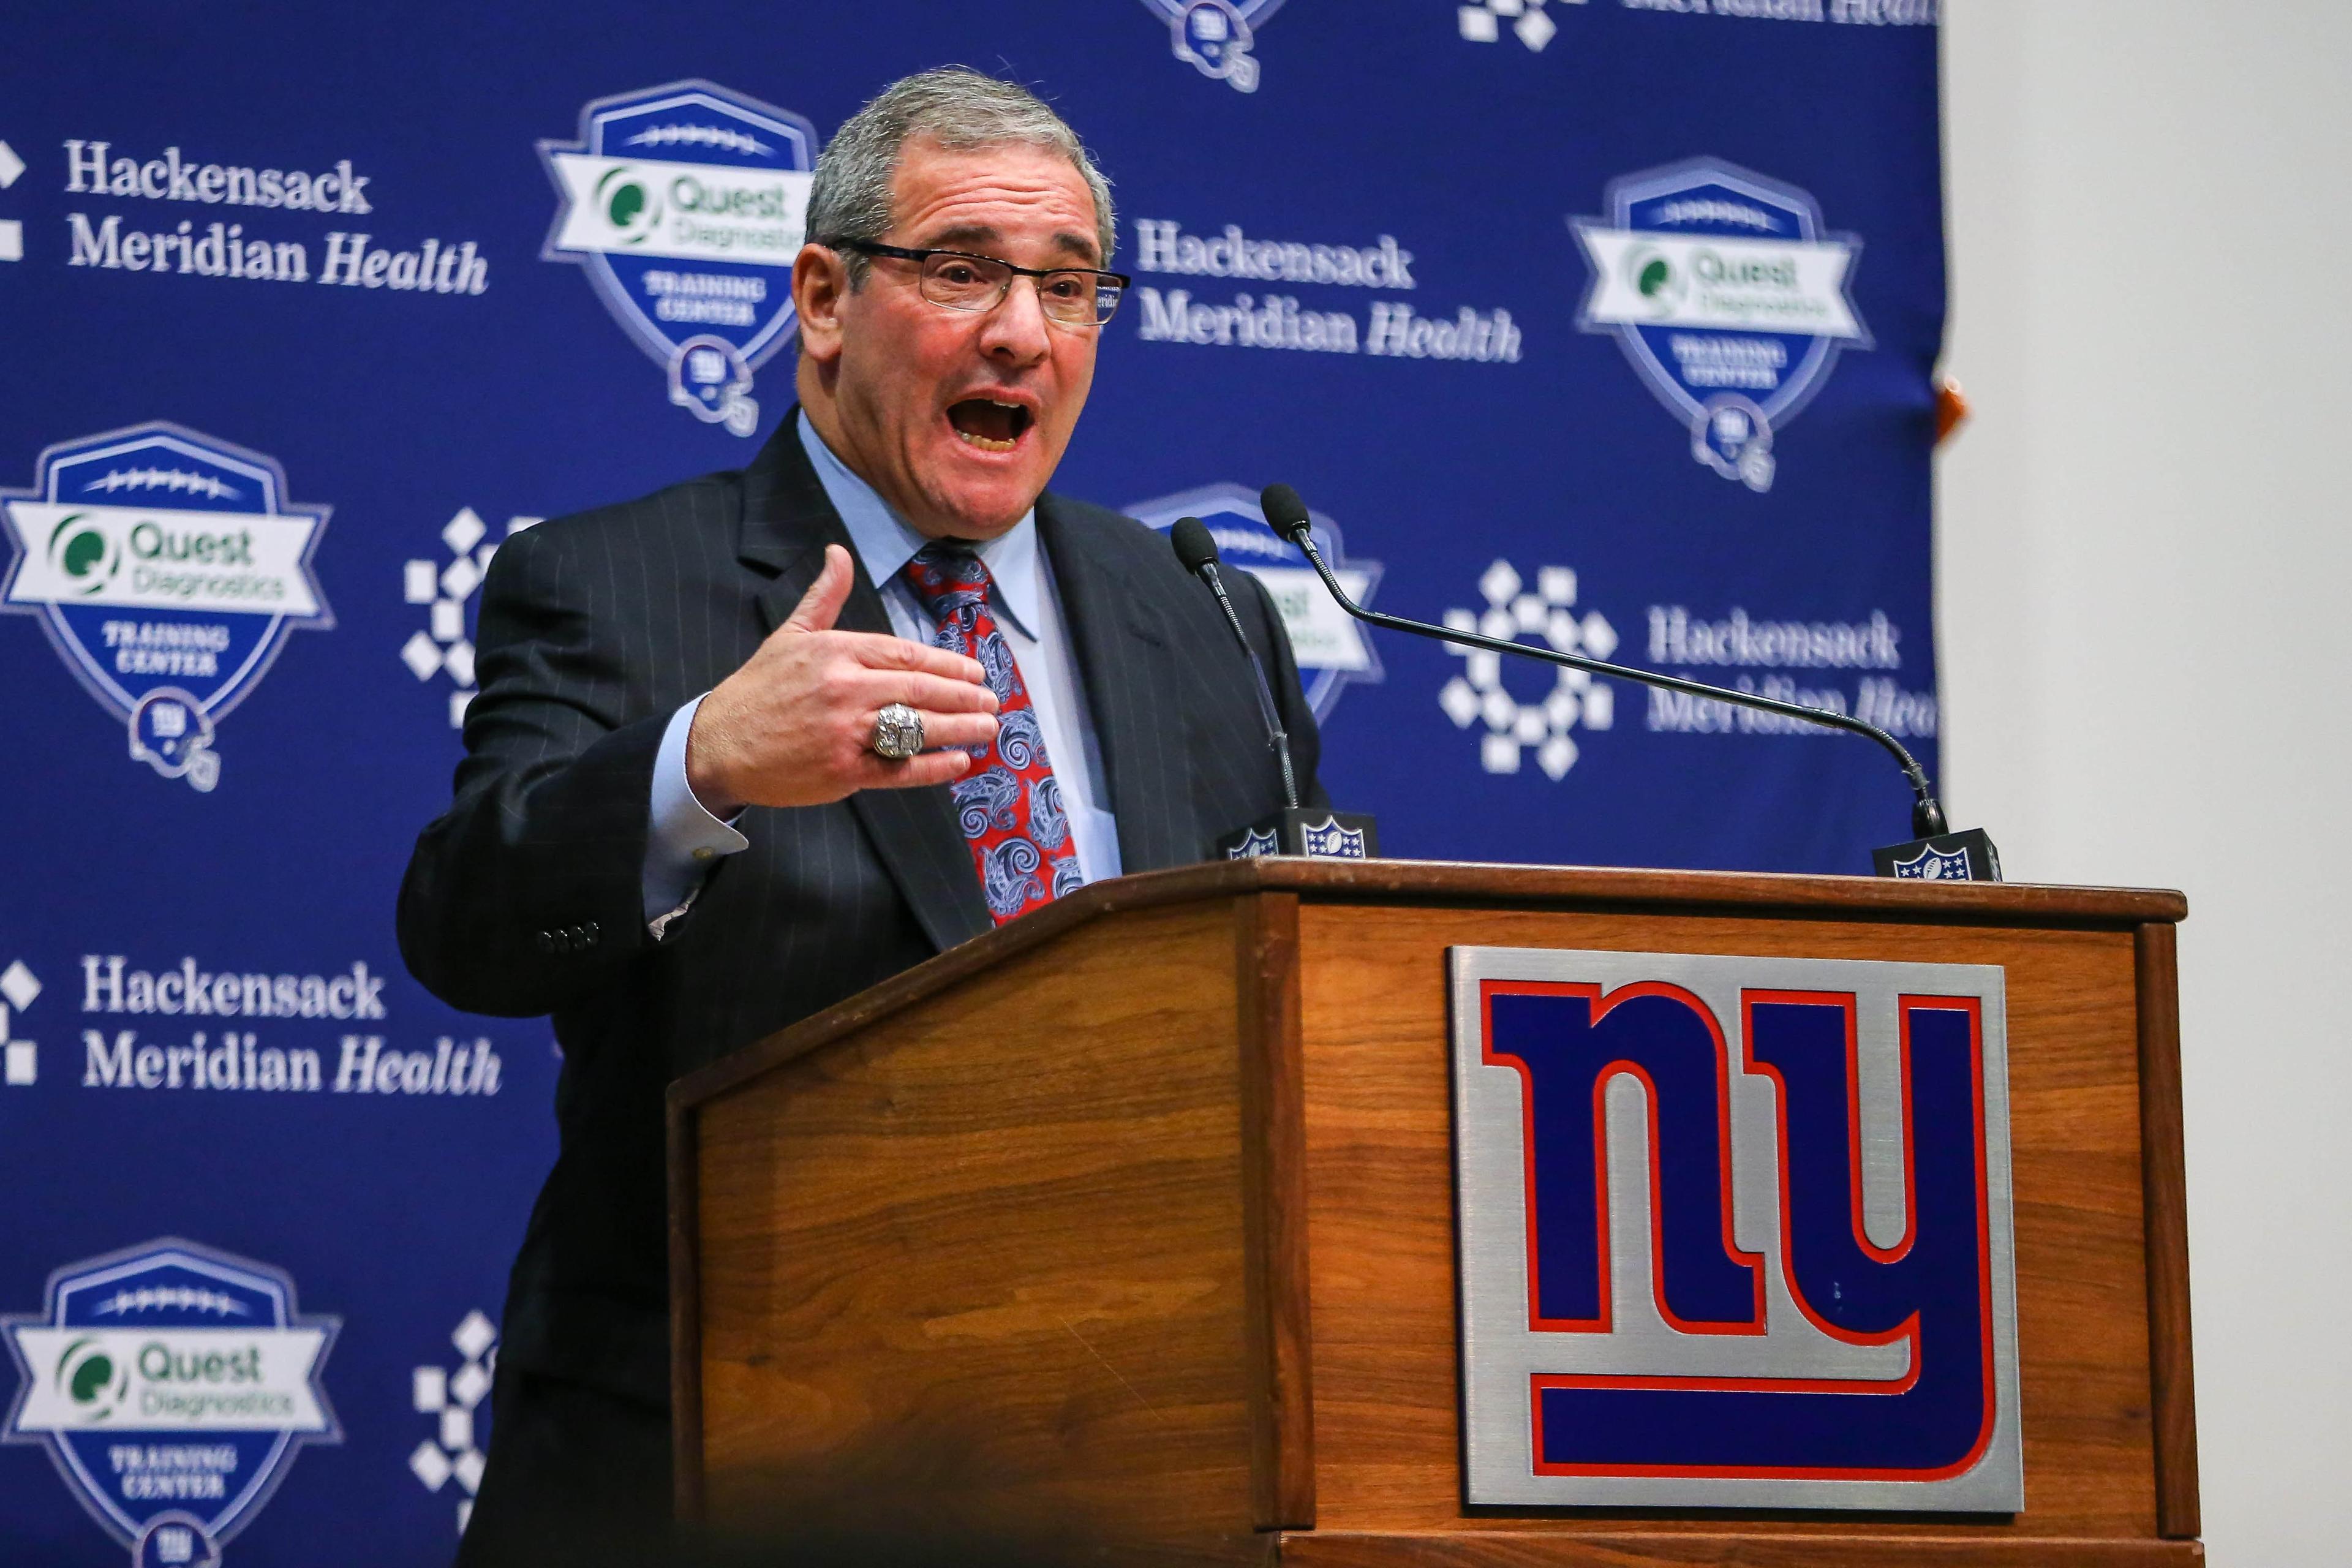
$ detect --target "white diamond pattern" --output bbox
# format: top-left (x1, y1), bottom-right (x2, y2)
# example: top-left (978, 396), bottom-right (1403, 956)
top-left (453, 1309), bottom-right (496, 1361)
top-left (1459, 0), bottom-right (1569, 52)
top-left (440, 507), bottom-right (486, 557)
top-left (410, 1440), bottom-right (452, 1491)
top-left (401, 631), bottom-right (443, 681)
top-left (0, 960), bottom-right (39, 1012)
top-left (437, 555), bottom-right (481, 603)
top-left (1441, 557), bottom-right (1615, 777)
top-left (404, 513), bottom-right (534, 728)
top-left (413, 1310), bottom-right (499, 1537)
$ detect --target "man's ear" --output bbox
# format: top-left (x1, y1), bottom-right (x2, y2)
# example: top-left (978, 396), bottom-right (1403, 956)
top-left (793, 243), bottom-right (850, 364)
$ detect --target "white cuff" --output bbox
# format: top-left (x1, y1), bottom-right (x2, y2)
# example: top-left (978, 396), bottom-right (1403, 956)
top-left (643, 692), bottom-right (748, 932)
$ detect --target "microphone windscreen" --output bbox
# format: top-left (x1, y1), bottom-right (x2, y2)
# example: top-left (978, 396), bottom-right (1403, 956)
top-left (1169, 516), bottom-right (1221, 574)
top-left (1259, 483), bottom-right (1312, 542)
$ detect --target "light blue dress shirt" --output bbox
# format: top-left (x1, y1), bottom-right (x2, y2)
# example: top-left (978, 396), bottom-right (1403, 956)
top-left (641, 415), bottom-right (1123, 930)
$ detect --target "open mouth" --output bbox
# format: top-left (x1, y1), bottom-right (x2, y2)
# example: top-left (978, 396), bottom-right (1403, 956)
top-left (946, 398), bottom-right (1033, 453)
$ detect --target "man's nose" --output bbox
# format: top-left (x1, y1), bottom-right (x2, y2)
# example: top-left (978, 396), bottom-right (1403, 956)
top-left (977, 275), bottom-right (1054, 364)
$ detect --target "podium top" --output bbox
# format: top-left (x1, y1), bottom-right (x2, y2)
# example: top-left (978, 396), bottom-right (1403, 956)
top-left (669, 858), bottom-right (2184, 1114)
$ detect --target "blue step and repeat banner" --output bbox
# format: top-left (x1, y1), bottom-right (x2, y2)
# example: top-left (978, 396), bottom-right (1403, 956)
top-left (0, 3), bottom-right (1943, 1562)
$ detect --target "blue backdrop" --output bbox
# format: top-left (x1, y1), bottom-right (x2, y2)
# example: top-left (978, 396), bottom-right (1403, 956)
top-left (0, 3), bottom-right (1945, 1561)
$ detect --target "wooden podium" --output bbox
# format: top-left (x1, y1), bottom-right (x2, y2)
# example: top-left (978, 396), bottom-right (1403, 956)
top-left (667, 861), bottom-right (2198, 1566)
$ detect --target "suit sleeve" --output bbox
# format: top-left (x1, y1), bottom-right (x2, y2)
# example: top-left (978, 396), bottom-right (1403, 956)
top-left (397, 521), bottom-right (666, 1019)
top-left (1235, 567), bottom-right (1332, 811)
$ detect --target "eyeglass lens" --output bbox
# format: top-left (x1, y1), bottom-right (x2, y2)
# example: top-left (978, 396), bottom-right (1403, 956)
top-left (918, 253), bottom-right (1123, 326)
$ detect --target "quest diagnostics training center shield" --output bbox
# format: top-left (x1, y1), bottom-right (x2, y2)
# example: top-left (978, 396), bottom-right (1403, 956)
top-left (1, 422), bottom-right (332, 793)
top-left (6, 1238), bottom-right (339, 1567)
top-left (541, 79), bottom-right (817, 437)
top-left (1574, 159), bottom-right (1870, 494)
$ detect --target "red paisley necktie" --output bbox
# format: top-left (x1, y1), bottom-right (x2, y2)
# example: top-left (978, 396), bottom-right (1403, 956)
top-left (903, 544), bottom-right (1081, 924)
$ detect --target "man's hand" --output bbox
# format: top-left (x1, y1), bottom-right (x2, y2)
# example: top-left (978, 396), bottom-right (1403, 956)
top-left (685, 544), bottom-right (998, 815)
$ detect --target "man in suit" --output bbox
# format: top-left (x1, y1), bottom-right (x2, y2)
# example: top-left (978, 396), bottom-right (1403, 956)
top-left (398, 67), bottom-right (1322, 1559)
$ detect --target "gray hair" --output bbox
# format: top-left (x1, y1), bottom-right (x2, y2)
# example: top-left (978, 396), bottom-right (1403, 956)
top-left (805, 67), bottom-right (1116, 283)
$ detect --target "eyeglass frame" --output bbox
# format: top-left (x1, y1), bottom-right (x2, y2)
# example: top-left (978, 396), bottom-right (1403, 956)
top-left (817, 237), bottom-right (1131, 328)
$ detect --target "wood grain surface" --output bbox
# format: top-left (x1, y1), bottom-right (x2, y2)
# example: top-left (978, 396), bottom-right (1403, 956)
top-left (1239, 892), bottom-right (1316, 1529)
top-left (1293, 902), bottom-right (2165, 1548)
top-left (670, 862), bottom-right (2185, 1118)
top-left (673, 864), bottom-right (2196, 1564)
top-left (2135, 923), bottom-right (2199, 1538)
top-left (688, 899), bottom-right (1266, 1548)
top-left (1275, 1530), bottom-right (2204, 1567)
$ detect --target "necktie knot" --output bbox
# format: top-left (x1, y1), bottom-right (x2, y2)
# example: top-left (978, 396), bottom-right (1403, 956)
top-left (904, 543), bottom-right (991, 619)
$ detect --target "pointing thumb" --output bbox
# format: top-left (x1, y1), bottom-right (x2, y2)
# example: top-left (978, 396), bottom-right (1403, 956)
top-left (783, 543), bottom-right (854, 634)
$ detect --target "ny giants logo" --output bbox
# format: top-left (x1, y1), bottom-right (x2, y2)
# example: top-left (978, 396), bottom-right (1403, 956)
top-left (1450, 949), bottom-right (2022, 1510)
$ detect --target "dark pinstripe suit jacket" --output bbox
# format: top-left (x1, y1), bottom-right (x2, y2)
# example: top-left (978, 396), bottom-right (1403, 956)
top-left (398, 412), bottom-right (1323, 1407)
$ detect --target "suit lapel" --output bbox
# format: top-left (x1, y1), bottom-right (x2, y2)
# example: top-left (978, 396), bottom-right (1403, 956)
top-left (1038, 497), bottom-right (1200, 873)
top-left (742, 414), bottom-right (992, 953)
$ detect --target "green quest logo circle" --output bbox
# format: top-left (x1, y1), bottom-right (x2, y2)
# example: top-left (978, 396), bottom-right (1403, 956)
top-left (1627, 246), bottom-right (1683, 314)
top-left (48, 513), bottom-right (120, 594)
top-left (596, 166), bottom-right (661, 243)
top-left (55, 1336), bottom-right (127, 1419)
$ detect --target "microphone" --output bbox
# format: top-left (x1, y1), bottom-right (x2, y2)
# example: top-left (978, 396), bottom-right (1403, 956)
top-left (1167, 517), bottom-right (1379, 862)
top-left (1171, 516), bottom-right (1298, 810)
top-left (1256, 483), bottom-right (1999, 881)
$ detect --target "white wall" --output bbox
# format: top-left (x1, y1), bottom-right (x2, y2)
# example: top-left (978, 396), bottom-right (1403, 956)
top-left (1939, 4), bottom-right (2352, 1558)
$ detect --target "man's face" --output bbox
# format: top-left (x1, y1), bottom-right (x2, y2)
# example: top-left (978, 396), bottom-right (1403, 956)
top-left (796, 137), bottom-right (1102, 540)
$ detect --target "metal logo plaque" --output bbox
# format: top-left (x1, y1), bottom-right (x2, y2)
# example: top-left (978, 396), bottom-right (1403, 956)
top-left (1449, 948), bottom-right (2021, 1510)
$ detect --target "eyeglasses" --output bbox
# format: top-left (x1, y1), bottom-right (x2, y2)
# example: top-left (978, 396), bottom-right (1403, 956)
top-left (822, 238), bottom-right (1129, 328)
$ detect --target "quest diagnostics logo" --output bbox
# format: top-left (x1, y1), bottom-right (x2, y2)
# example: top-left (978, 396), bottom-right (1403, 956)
top-left (542, 80), bottom-right (818, 436)
top-left (2, 423), bottom-right (333, 792)
top-left (54, 1336), bottom-right (132, 1420)
top-left (591, 165), bottom-right (665, 246)
top-left (1574, 159), bottom-right (1871, 492)
top-left (1623, 245), bottom-right (1687, 315)
top-left (5, 1239), bottom-right (339, 1566)
top-left (49, 514), bottom-right (126, 595)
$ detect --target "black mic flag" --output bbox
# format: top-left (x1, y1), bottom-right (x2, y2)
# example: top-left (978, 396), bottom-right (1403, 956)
top-left (1256, 484), bottom-right (1999, 881)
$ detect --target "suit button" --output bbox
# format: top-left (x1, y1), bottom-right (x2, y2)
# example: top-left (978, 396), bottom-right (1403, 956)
top-left (585, 921), bottom-right (601, 943)
top-left (535, 931), bottom-right (555, 954)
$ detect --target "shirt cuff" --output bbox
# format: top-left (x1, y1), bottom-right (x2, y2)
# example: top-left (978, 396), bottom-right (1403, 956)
top-left (643, 692), bottom-right (749, 930)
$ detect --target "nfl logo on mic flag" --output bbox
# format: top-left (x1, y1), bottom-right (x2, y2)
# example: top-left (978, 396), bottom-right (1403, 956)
top-left (1450, 947), bottom-right (2022, 1510)
top-left (1218, 808), bottom-right (1378, 861)
top-left (1875, 829), bottom-right (2002, 883)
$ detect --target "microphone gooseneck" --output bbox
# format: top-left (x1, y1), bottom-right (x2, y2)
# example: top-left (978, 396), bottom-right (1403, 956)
top-left (1169, 516), bottom-right (1301, 811)
top-left (1257, 484), bottom-right (1950, 839)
